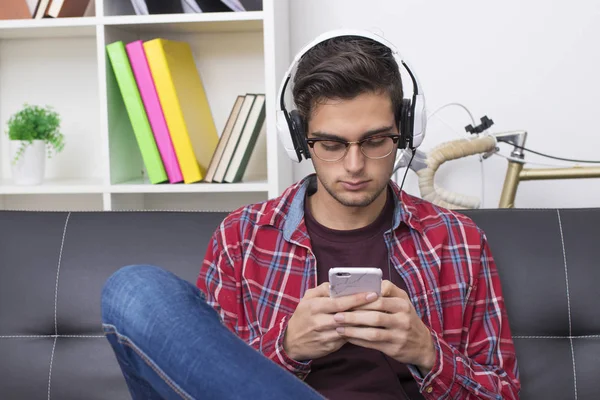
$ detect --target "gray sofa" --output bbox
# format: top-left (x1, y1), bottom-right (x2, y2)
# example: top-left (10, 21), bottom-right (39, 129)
top-left (0, 208), bottom-right (598, 399)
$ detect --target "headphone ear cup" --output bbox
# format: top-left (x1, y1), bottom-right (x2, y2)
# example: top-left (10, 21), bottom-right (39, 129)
top-left (290, 110), bottom-right (310, 159)
top-left (410, 94), bottom-right (426, 149)
top-left (399, 99), bottom-right (412, 149)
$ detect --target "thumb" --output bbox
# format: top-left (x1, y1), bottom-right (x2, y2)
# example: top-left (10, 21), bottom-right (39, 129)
top-left (381, 280), bottom-right (409, 300)
top-left (303, 282), bottom-right (330, 299)
top-left (381, 280), bottom-right (398, 297)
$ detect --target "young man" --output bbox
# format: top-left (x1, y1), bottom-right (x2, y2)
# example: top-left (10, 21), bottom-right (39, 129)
top-left (101, 31), bottom-right (520, 399)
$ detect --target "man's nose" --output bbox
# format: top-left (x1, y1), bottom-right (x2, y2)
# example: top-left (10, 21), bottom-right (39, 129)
top-left (343, 143), bottom-right (366, 172)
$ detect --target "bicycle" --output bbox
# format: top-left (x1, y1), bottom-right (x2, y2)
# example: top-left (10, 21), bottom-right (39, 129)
top-left (394, 121), bottom-right (600, 209)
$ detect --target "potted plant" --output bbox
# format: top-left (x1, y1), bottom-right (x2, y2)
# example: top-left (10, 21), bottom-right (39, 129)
top-left (5, 103), bottom-right (65, 185)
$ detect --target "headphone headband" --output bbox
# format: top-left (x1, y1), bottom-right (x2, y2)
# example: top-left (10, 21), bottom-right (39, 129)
top-left (276, 29), bottom-right (427, 163)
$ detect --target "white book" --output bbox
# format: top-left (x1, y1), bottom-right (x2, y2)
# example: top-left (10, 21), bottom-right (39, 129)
top-left (212, 94), bottom-right (256, 182)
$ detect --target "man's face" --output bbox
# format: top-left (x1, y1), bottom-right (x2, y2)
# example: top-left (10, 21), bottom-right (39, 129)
top-left (307, 91), bottom-right (398, 208)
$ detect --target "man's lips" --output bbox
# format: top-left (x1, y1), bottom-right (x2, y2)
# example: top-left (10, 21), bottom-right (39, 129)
top-left (340, 180), bottom-right (369, 190)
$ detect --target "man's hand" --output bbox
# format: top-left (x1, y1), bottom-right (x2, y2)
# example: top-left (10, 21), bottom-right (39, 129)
top-left (283, 282), bottom-right (379, 361)
top-left (334, 280), bottom-right (436, 374)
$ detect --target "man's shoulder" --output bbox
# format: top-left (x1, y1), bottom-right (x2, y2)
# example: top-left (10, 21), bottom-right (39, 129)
top-left (219, 197), bottom-right (278, 230)
top-left (403, 191), bottom-right (484, 238)
top-left (216, 179), bottom-right (305, 236)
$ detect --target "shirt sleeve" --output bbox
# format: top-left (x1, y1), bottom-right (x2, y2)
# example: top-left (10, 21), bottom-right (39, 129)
top-left (411, 230), bottom-right (521, 399)
top-left (196, 226), bottom-right (312, 378)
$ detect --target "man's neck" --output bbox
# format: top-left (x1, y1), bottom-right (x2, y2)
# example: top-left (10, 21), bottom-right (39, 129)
top-left (307, 182), bottom-right (388, 231)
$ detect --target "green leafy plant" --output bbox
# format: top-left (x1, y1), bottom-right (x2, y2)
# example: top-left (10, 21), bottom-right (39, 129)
top-left (5, 103), bottom-right (65, 164)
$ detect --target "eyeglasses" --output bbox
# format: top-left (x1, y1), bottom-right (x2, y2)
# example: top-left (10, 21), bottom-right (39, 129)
top-left (305, 134), bottom-right (401, 162)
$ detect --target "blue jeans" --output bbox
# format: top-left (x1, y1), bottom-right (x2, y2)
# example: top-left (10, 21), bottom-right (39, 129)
top-left (101, 264), bottom-right (324, 400)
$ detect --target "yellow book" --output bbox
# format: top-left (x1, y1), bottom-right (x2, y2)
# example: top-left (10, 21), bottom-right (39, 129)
top-left (143, 38), bottom-right (219, 183)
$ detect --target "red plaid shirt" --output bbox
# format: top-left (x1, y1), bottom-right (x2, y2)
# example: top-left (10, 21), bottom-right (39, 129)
top-left (197, 174), bottom-right (520, 399)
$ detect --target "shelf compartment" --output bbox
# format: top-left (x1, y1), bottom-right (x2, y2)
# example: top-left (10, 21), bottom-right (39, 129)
top-left (0, 17), bottom-right (97, 39)
top-left (102, 12), bottom-right (263, 34)
top-left (103, 24), bottom-right (267, 187)
top-left (0, 36), bottom-right (104, 189)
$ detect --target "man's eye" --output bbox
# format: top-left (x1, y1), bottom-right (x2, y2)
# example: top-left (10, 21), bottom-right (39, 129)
top-left (320, 141), bottom-right (345, 151)
top-left (364, 138), bottom-right (387, 147)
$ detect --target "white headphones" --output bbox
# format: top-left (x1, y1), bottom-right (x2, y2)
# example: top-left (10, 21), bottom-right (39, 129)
top-left (275, 29), bottom-right (427, 163)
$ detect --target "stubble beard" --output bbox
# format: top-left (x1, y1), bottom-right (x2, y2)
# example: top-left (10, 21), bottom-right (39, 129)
top-left (320, 178), bottom-right (388, 208)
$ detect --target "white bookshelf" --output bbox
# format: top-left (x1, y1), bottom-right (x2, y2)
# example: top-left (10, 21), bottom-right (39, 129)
top-left (0, 0), bottom-right (293, 211)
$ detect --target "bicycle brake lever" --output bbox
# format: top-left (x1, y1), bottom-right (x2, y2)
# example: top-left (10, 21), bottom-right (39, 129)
top-left (482, 146), bottom-right (499, 160)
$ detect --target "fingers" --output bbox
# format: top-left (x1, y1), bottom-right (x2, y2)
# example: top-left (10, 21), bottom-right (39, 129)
top-left (313, 313), bottom-right (340, 332)
top-left (322, 291), bottom-right (379, 314)
top-left (303, 282), bottom-right (331, 299)
top-left (334, 310), bottom-right (394, 329)
top-left (336, 326), bottom-right (391, 344)
top-left (349, 297), bottom-right (411, 314)
top-left (324, 330), bottom-right (347, 344)
top-left (305, 280), bottom-right (405, 300)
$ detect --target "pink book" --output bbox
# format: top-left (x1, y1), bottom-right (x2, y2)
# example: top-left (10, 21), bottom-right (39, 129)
top-left (126, 40), bottom-right (184, 184)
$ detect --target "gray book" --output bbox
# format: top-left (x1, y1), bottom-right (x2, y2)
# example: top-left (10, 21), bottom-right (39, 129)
top-left (211, 94), bottom-right (256, 183)
top-left (223, 94), bottom-right (266, 183)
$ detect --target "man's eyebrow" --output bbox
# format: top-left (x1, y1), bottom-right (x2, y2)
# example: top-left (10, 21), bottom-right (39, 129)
top-left (309, 125), bottom-right (395, 140)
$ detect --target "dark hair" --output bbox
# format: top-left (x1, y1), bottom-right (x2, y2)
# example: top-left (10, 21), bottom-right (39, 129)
top-left (292, 35), bottom-right (404, 128)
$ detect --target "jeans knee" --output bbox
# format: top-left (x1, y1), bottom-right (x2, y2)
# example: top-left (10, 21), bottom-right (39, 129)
top-left (101, 264), bottom-right (166, 328)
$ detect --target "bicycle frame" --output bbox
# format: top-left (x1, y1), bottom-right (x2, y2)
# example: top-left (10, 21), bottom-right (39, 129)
top-left (400, 130), bottom-right (600, 209)
top-left (495, 131), bottom-right (600, 208)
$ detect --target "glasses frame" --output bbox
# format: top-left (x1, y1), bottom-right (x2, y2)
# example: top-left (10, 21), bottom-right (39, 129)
top-left (305, 134), bottom-right (401, 162)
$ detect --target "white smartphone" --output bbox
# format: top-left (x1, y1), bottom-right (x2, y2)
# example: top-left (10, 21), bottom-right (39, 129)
top-left (328, 267), bottom-right (383, 298)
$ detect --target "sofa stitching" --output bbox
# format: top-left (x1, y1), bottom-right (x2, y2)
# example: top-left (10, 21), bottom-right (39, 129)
top-left (2, 206), bottom-right (595, 394)
top-left (557, 209), bottom-right (577, 400)
top-left (47, 336), bottom-right (57, 400)
top-left (54, 212), bottom-right (70, 336)
top-left (47, 212), bottom-right (70, 400)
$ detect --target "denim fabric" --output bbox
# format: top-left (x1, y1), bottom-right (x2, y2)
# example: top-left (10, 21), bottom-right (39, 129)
top-left (101, 264), bottom-right (324, 400)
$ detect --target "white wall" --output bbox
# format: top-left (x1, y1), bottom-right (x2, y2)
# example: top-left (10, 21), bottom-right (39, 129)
top-left (288, 0), bottom-right (600, 208)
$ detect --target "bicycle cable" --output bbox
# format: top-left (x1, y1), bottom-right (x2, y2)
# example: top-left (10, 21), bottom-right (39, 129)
top-left (424, 102), bottom-right (486, 207)
top-left (492, 152), bottom-right (577, 168)
top-left (497, 139), bottom-right (600, 164)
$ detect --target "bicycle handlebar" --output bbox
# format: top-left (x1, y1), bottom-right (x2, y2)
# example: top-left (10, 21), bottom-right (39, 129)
top-left (415, 135), bottom-right (497, 209)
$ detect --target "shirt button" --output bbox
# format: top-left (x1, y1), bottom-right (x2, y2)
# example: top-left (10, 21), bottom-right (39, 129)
top-left (425, 386), bottom-right (433, 394)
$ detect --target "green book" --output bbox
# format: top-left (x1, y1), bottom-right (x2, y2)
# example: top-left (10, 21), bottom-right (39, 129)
top-left (106, 41), bottom-right (167, 184)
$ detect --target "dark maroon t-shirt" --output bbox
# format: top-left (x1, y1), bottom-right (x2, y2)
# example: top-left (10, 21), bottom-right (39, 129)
top-left (302, 187), bottom-right (425, 400)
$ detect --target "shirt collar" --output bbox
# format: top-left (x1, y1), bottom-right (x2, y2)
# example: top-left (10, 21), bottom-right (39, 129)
top-left (257, 174), bottom-right (424, 239)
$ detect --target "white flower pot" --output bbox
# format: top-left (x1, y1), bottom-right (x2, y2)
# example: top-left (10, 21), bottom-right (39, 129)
top-left (10, 140), bottom-right (46, 185)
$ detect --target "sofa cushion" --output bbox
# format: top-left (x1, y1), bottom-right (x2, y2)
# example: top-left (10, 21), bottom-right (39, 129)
top-left (465, 208), bottom-right (600, 400)
top-left (0, 208), bottom-right (598, 399)
top-left (0, 211), bottom-right (227, 399)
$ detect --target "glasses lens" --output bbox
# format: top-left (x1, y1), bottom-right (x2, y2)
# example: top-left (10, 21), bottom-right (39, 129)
top-left (313, 140), bottom-right (347, 161)
top-left (361, 136), bottom-right (395, 158)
